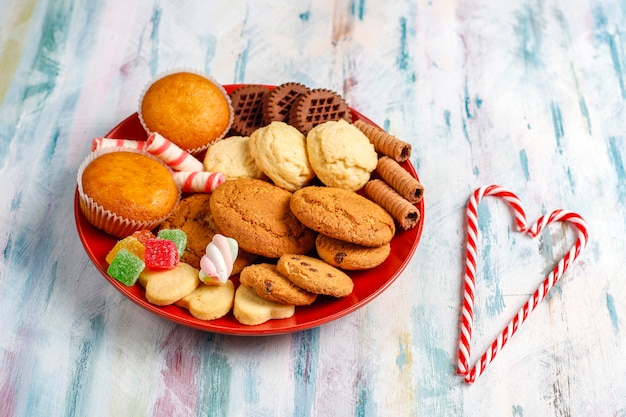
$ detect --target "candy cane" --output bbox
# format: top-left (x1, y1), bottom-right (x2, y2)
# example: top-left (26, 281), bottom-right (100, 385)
top-left (145, 132), bottom-right (204, 172)
top-left (173, 171), bottom-right (225, 193)
top-left (457, 185), bottom-right (588, 383)
top-left (91, 137), bottom-right (147, 152)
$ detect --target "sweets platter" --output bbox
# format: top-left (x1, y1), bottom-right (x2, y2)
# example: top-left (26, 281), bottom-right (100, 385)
top-left (1, 1), bottom-right (625, 416)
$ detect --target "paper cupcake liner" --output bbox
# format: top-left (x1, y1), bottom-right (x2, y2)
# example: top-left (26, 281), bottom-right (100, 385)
top-left (137, 68), bottom-right (234, 155)
top-left (76, 147), bottom-right (181, 239)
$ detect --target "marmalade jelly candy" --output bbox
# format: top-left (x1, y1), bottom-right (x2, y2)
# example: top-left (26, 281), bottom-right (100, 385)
top-left (107, 248), bottom-right (145, 286)
top-left (144, 238), bottom-right (179, 270)
top-left (105, 236), bottom-right (145, 264)
top-left (157, 229), bottom-right (187, 258)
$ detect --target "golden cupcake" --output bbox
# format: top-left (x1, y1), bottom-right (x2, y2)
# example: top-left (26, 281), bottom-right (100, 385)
top-left (139, 71), bottom-right (233, 154)
top-left (77, 149), bottom-right (180, 238)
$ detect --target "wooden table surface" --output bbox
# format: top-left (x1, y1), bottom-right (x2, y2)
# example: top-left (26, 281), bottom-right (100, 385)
top-left (1, 0), bottom-right (625, 415)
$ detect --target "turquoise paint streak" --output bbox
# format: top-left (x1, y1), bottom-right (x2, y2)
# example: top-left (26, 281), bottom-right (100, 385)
top-left (350, 0), bottom-right (365, 20)
top-left (519, 149), bottom-right (530, 181)
top-left (203, 35), bottom-right (217, 73)
top-left (513, 4), bottom-right (543, 69)
top-left (443, 109), bottom-right (451, 132)
top-left (608, 137), bottom-right (626, 202)
top-left (412, 305), bottom-right (462, 413)
top-left (291, 329), bottom-right (319, 417)
top-left (550, 101), bottom-right (564, 153)
top-left (477, 204), bottom-right (505, 317)
top-left (197, 334), bottom-right (232, 417)
top-left (234, 42), bottom-right (250, 84)
top-left (397, 17), bottom-right (409, 70)
top-left (234, 6), bottom-right (251, 83)
top-left (606, 293), bottom-right (620, 334)
top-left (62, 313), bottom-right (105, 417)
top-left (512, 404), bottom-right (524, 416)
top-left (607, 32), bottom-right (626, 98)
top-left (0, 0), bottom-right (73, 167)
top-left (354, 375), bottom-right (374, 417)
top-left (591, 5), bottom-right (626, 98)
top-left (396, 336), bottom-right (409, 369)
top-left (299, 11), bottom-right (310, 22)
top-left (149, 4), bottom-right (162, 76)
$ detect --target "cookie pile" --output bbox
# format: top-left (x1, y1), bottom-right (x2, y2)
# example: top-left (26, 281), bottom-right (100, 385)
top-left (82, 73), bottom-right (425, 327)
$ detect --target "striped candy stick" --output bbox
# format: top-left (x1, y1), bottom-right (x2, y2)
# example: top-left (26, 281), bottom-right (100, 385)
top-left (173, 171), bottom-right (225, 193)
top-left (457, 185), bottom-right (589, 383)
top-left (145, 132), bottom-right (204, 172)
top-left (91, 137), bottom-right (147, 151)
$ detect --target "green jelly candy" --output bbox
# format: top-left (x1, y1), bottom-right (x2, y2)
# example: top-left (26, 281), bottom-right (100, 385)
top-left (157, 229), bottom-right (187, 258)
top-left (107, 248), bottom-right (145, 286)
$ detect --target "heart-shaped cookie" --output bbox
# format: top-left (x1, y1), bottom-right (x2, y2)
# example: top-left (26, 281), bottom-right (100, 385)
top-left (456, 185), bottom-right (589, 383)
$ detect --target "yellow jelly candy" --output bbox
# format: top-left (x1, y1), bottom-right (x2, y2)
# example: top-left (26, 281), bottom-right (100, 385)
top-left (105, 236), bottom-right (145, 264)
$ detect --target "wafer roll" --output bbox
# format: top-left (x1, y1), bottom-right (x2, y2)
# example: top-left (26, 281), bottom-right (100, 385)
top-left (354, 120), bottom-right (411, 163)
top-left (364, 179), bottom-right (420, 230)
top-left (376, 156), bottom-right (424, 203)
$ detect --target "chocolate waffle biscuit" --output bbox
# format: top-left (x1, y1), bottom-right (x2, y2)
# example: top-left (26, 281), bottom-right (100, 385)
top-left (289, 88), bottom-right (352, 134)
top-left (262, 82), bottom-right (310, 124)
top-left (229, 84), bottom-right (270, 136)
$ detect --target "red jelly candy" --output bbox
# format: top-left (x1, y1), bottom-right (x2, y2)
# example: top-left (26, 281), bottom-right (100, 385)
top-left (144, 238), bottom-right (179, 270)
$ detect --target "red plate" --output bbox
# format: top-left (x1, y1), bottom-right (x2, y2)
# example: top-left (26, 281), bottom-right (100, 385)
top-left (74, 84), bottom-right (425, 335)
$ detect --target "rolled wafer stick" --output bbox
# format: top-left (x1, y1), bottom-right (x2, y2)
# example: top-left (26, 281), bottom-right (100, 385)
top-left (91, 138), bottom-right (147, 152)
top-left (173, 171), bottom-right (225, 193)
top-left (353, 119), bottom-right (411, 163)
top-left (146, 132), bottom-right (204, 172)
top-left (364, 179), bottom-right (420, 230)
top-left (376, 156), bottom-right (424, 203)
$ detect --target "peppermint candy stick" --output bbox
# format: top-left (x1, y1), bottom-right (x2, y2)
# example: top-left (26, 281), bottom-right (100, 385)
top-left (145, 132), bottom-right (204, 172)
top-left (91, 138), bottom-right (147, 152)
top-left (173, 171), bottom-right (225, 193)
top-left (457, 185), bottom-right (589, 383)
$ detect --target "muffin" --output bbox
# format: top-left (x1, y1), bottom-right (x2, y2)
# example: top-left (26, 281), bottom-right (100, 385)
top-left (77, 149), bottom-right (180, 238)
top-left (139, 71), bottom-right (233, 154)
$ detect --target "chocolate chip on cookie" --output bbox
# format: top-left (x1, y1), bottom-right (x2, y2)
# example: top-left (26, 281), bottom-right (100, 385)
top-left (277, 254), bottom-right (354, 298)
top-left (240, 263), bottom-right (317, 306)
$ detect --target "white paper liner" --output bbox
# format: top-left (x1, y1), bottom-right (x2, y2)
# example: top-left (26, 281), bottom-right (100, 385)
top-left (137, 67), bottom-right (234, 155)
top-left (76, 147), bottom-right (181, 238)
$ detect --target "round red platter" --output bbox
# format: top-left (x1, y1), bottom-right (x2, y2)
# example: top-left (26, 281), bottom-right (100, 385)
top-left (74, 84), bottom-right (425, 335)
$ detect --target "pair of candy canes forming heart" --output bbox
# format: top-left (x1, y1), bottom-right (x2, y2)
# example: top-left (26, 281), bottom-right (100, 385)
top-left (456, 185), bottom-right (589, 384)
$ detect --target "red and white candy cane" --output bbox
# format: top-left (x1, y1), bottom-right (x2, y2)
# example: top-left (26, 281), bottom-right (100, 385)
top-left (145, 132), bottom-right (204, 172)
top-left (91, 137), bottom-right (147, 152)
top-left (457, 185), bottom-right (588, 383)
top-left (173, 171), bottom-right (225, 193)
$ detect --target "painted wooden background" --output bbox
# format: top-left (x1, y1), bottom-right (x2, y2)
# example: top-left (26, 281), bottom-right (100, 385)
top-left (1, 0), bottom-right (625, 415)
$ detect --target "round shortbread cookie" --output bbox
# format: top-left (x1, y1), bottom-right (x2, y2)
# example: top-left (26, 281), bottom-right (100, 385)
top-left (306, 119), bottom-right (378, 191)
top-left (239, 263), bottom-right (317, 306)
top-left (157, 193), bottom-right (257, 272)
top-left (315, 234), bottom-right (391, 270)
top-left (290, 186), bottom-right (396, 247)
top-left (203, 135), bottom-right (265, 180)
top-left (277, 254), bottom-right (354, 298)
top-left (175, 280), bottom-right (235, 321)
top-left (209, 178), bottom-right (316, 258)
top-left (248, 121), bottom-right (315, 191)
